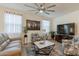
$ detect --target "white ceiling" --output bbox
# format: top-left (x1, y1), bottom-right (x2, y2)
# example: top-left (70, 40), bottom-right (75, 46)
top-left (0, 3), bottom-right (79, 18)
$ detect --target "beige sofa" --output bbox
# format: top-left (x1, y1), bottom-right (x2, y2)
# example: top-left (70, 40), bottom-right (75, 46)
top-left (0, 33), bottom-right (21, 56)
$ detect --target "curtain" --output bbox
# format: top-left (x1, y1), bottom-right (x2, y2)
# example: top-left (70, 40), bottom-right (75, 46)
top-left (41, 20), bottom-right (50, 34)
top-left (5, 13), bottom-right (22, 34)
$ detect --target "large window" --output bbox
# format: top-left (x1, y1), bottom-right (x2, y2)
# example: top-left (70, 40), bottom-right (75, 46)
top-left (41, 20), bottom-right (50, 34)
top-left (4, 13), bottom-right (22, 33)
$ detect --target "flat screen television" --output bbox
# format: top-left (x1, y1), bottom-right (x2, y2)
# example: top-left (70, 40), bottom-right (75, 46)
top-left (57, 23), bottom-right (75, 35)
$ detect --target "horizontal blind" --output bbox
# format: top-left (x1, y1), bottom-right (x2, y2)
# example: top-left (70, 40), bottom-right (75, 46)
top-left (41, 20), bottom-right (50, 34)
top-left (5, 13), bottom-right (22, 34)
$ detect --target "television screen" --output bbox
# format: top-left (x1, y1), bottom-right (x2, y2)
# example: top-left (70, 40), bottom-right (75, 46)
top-left (57, 23), bottom-right (75, 35)
top-left (57, 25), bottom-right (65, 34)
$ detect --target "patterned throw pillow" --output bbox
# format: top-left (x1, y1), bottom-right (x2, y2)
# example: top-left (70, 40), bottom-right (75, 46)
top-left (72, 35), bottom-right (79, 44)
top-left (0, 47), bottom-right (2, 51)
top-left (0, 41), bottom-right (9, 51)
top-left (0, 34), bottom-right (5, 45)
top-left (0, 33), bottom-right (10, 51)
top-left (1, 33), bottom-right (9, 41)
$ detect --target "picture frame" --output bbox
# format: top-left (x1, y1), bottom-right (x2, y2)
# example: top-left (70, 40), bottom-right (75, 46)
top-left (26, 20), bottom-right (40, 30)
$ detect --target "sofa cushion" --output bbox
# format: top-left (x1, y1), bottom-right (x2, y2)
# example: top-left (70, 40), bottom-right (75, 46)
top-left (0, 34), bottom-right (5, 45)
top-left (8, 33), bottom-right (21, 41)
top-left (0, 33), bottom-right (10, 45)
top-left (6, 42), bottom-right (20, 49)
top-left (0, 47), bottom-right (2, 51)
top-left (0, 41), bottom-right (9, 51)
top-left (0, 38), bottom-right (3, 45)
top-left (10, 40), bottom-right (20, 43)
top-left (1, 33), bottom-right (9, 41)
top-left (0, 33), bottom-right (21, 56)
top-left (6, 39), bottom-right (10, 43)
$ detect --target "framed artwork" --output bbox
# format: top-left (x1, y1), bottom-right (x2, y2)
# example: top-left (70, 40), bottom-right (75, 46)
top-left (26, 20), bottom-right (40, 30)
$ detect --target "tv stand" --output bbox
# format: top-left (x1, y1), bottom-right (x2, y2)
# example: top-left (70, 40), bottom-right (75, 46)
top-left (54, 34), bottom-right (74, 43)
top-left (56, 23), bottom-right (75, 43)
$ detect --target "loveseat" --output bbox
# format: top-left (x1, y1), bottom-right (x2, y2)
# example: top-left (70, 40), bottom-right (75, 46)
top-left (0, 33), bottom-right (21, 56)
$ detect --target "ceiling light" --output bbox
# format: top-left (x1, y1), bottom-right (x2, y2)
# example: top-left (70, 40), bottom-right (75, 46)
top-left (39, 10), bottom-right (43, 13)
top-left (41, 6), bottom-right (44, 9)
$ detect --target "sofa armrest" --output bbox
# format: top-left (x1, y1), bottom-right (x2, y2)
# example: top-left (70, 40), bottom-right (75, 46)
top-left (0, 49), bottom-right (22, 56)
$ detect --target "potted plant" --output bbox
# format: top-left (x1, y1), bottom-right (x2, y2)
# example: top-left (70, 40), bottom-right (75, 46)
top-left (23, 27), bottom-right (27, 33)
top-left (49, 31), bottom-right (55, 39)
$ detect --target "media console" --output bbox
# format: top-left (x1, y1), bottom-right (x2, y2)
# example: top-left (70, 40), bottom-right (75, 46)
top-left (55, 23), bottom-right (75, 43)
top-left (54, 34), bottom-right (74, 43)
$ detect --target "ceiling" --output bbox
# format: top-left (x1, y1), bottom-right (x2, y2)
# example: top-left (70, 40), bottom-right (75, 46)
top-left (0, 3), bottom-right (79, 18)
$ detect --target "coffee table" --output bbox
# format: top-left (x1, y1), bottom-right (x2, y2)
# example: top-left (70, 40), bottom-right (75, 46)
top-left (33, 40), bottom-right (55, 55)
top-left (34, 40), bottom-right (55, 49)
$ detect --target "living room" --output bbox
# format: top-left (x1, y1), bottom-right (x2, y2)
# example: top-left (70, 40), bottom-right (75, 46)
top-left (0, 3), bottom-right (79, 56)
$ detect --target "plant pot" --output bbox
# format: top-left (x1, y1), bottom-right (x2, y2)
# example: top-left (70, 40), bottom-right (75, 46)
top-left (51, 35), bottom-right (54, 39)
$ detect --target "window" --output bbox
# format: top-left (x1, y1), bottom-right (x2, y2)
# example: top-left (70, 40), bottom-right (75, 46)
top-left (41, 20), bottom-right (50, 33)
top-left (5, 13), bottom-right (22, 33)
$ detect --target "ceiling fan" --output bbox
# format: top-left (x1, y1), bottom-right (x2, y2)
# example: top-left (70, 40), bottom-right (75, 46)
top-left (24, 3), bottom-right (56, 15)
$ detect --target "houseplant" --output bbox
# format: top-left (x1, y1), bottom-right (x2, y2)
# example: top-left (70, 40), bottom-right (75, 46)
top-left (49, 31), bottom-right (55, 39)
top-left (23, 27), bottom-right (27, 33)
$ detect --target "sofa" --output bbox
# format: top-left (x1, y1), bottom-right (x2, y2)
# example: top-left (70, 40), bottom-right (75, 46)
top-left (0, 33), bottom-right (21, 56)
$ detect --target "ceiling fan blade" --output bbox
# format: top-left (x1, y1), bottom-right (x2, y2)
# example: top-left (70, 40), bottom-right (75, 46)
top-left (42, 3), bottom-right (45, 6)
top-left (47, 10), bottom-right (55, 12)
top-left (35, 12), bottom-right (39, 15)
top-left (34, 3), bottom-right (41, 10)
top-left (27, 10), bottom-right (37, 11)
top-left (24, 4), bottom-right (38, 10)
top-left (40, 3), bottom-right (43, 7)
top-left (47, 5), bottom-right (56, 9)
top-left (44, 11), bottom-right (50, 15)
top-left (42, 3), bottom-right (46, 8)
top-left (39, 3), bottom-right (46, 9)
top-left (34, 3), bottom-right (39, 7)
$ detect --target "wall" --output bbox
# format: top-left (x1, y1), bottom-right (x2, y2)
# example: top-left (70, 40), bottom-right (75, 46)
top-left (0, 8), bottom-right (5, 32)
top-left (0, 6), bottom-right (47, 43)
top-left (0, 6), bottom-right (51, 42)
top-left (23, 14), bottom-right (46, 43)
top-left (52, 10), bottom-right (79, 35)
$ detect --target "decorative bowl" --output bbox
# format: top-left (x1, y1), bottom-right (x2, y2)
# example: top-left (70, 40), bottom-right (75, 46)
top-left (40, 41), bottom-right (45, 44)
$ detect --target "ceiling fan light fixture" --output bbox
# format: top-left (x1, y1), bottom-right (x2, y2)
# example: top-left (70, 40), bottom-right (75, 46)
top-left (24, 3), bottom-right (56, 15)
top-left (41, 6), bottom-right (44, 9)
top-left (39, 10), bottom-right (43, 13)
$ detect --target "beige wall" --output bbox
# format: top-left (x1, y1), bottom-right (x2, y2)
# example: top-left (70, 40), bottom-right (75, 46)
top-left (0, 8), bottom-right (5, 32)
top-left (52, 10), bottom-right (79, 35)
